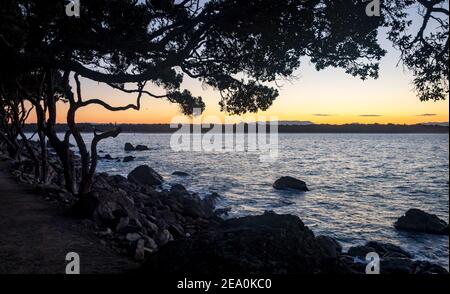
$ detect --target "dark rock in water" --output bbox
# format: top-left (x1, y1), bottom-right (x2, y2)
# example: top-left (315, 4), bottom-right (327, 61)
top-left (135, 145), bottom-right (150, 151)
top-left (394, 209), bottom-right (448, 235)
top-left (123, 156), bottom-right (135, 163)
top-left (124, 143), bottom-right (135, 151)
top-left (139, 212), bottom-right (350, 274)
top-left (365, 241), bottom-right (413, 259)
top-left (103, 154), bottom-right (114, 160)
top-left (166, 186), bottom-right (216, 220)
top-left (412, 261), bottom-right (449, 274)
top-left (347, 245), bottom-right (376, 258)
top-left (170, 184), bottom-right (188, 194)
top-left (316, 235), bottom-right (342, 259)
top-left (214, 207), bottom-right (232, 217)
top-left (172, 171), bottom-right (190, 177)
top-left (204, 192), bottom-right (220, 210)
top-left (381, 257), bottom-right (414, 274)
top-left (348, 241), bottom-right (412, 259)
top-left (127, 165), bottom-right (163, 186)
top-left (381, 257), bottom-right (448, 275)
top-left (273, 176), bottom-right (309, 191)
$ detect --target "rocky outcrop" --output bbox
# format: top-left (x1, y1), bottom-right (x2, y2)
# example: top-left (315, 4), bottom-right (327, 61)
top-left (124, 143), bottom-right (135, 151)
top-left (127, 165), bottom-right (163, 186)
top-left (347, 241), bottom-right (413, 259)
top-left (394, 209), bottom-right (448, 235)
top-left (140, 211), bottom-right (350, 274)
top-left (343, 240), bottom-right (447, 274)
top-left (85, 173), bottom-right (219, 260)
top-left (316, 235), bottom-right (342, 259)
top-left (273, 176), bottom-right (309, 191)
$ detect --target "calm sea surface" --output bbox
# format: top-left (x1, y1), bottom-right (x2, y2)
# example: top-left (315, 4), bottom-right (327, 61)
top-left (68, 133), bottom-right (449, 268)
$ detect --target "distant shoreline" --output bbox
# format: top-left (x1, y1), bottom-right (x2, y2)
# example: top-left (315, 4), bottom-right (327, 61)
top-left (23, 123), bottom-right (449, 134)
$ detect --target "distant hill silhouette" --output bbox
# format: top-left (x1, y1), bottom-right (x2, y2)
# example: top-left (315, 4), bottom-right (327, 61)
top-left (23, 123), bottom-right (449, 134)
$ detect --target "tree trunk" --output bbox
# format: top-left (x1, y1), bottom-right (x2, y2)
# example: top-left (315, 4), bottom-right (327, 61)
top-left (37, 130), bottom-right (48, 183)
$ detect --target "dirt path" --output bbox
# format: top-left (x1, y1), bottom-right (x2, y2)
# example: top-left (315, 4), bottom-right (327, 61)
top-left (0, 161), bottom-right (138, 274)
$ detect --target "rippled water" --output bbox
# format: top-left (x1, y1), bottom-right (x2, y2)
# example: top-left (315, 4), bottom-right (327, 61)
top-left (76, 133), bottom-right (448, 268)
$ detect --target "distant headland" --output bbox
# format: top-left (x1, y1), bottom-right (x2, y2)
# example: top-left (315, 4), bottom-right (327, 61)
top-left (23, 122), bottom-right (449, 134)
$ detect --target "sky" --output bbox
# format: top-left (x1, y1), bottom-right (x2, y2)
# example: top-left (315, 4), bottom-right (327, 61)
top-left (29, 3), bottom-right (449, 125)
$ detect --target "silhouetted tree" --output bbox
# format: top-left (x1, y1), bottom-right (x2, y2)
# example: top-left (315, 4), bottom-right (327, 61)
top-left (386, 0), bottom-right (448, 101)
top-left (0, 0), bottom-right (448, 202)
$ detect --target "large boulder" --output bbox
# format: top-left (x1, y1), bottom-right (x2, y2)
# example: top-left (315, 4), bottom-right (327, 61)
top-left (316, 235), bottom-right (342, 259)
top-left (127, 165), bottom-right (163, 186)
top-left (343, 242), bottom-right (448, 274)
top-left (139, 211), bottom-right (350, 274)
top-left (365, 241), bottom-right (413, 258)
top-left (347, 241), bottom-right (412, 259)
top-left (124, 143), bottom-right (135, 151)
top-left (394, 209), bottom-right (448, 235)
top-left (162, 185), bottom-right (217, 219)
top-left (273, 176), bottom-right (309, 191)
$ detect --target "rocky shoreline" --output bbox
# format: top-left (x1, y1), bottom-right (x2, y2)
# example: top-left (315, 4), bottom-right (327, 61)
top-left (0, 142), bottom-right (448, 274)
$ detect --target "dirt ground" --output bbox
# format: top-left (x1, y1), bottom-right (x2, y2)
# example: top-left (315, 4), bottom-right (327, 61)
top-left (0, 161), bottom-right (138, 274)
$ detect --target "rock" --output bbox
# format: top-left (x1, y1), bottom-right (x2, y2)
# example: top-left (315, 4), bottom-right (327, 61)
top-left (412, 261), bottom-right (449, 274)
top-left (143, 219), bottom-right (159, 235)
top-left (124, 143), bottom-right (135, 151)
top-left (135, 145), bottom-right (150, 151)
top-left (68, 191), bottom-right (99, 218)
top-left (103, 154), bottom-right (114, 160)
top-left (115, 216), bottom-right (130, 232)
top-left (98, 228), bottom-right (112, 237)
top-left (92, 189), bottom-right (139, 229)
top-left (215, 207), bottom-right (232, 217)
top-left (172, 171), bottom-right (190, 177)
top-left (143, 236), bottom-right (158, 251)
top-left (170, 184), bottom-right (188, 194)
top-left (165, 185), bottom-right (217, 219)
top-left (347, 245), bottom-right (376, 258)
top-left (157, 229), bottom-right (173, 246)
top-left (316, 235), bottom-right (342, 259)
top-left (394, 209), bottom-right (448, 235)
top-left (126, 233), bottom-right (141, 242)
top-left (381, 257), bottom-right (414, 274)
top-left (139, 212), bottom-right (350, 274)
top-left (134, 239), bottom-right (146, 261)
top-left (365, 241), bottom-right (413, 259)
top-left (273, 176), bottom-right (309, 192)
top-left (168, 223), bottom-right (185, 238)
top-left (127, 165), bottom-right (163, 186)
top-left (348, 241), bottom-right (412, 259)
top-left (123, 156), bottom-right (135, 163)
top-left (204, 192), bottom-right (220, 210)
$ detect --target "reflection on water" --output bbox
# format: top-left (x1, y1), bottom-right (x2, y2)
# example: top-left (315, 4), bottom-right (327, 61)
top-left (73, 133), bottom-right (449, 268)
